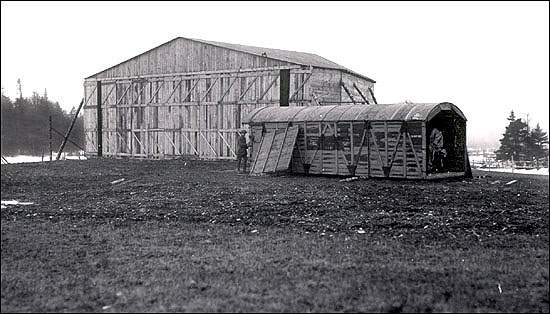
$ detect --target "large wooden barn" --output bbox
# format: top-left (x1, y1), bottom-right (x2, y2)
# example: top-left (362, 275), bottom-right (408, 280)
top-left (83, 37), bottom-right (376, 159)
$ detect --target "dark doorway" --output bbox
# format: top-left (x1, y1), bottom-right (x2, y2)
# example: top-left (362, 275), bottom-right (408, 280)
top-left (426, 110), bottom-right (466, 173)
top-left (279, 69), bottom-right (290, 106)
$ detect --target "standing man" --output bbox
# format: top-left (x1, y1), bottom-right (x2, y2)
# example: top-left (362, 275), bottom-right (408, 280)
top-left (429, 127), bottom-right (446, 173)
top-left (236, 129), bottom-right (249, 173)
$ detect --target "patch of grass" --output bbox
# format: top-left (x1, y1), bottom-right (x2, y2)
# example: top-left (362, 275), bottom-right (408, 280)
top-left (1, 221), bottom-right (548, 312)
top-left (1, 159), bottom-right (548, 312)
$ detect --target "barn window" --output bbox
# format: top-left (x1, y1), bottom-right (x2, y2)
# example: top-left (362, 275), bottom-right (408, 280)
top-left (279, 69), bottom-right (290, 106)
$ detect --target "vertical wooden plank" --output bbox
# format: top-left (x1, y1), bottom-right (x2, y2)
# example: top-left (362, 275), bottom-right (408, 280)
top-left (97, 81), bottom-right (102, 157)
top-left (422, 121), bottom-right (427, 178)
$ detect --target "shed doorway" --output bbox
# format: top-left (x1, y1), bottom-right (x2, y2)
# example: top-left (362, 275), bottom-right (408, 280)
top-left (426, 110), bottom-right (466, 174)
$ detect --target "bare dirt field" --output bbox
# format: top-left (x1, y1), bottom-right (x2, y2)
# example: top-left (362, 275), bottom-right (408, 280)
top-left (1, 158), bottom-right (548, 312)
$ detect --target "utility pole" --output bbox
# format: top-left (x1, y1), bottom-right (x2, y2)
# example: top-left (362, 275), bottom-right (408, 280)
top-left (16, 78), bottom-right (22, 100)
top-left (49, 116), bottom-right (52, 162)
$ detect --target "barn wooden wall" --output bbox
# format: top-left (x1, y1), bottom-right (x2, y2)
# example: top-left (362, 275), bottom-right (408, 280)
top-left (83, 66), bottom-right (324, 159)
top-left (83, 37), bottom-right (376, 160)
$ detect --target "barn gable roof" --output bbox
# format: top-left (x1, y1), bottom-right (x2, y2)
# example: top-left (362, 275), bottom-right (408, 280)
top-left (86, 37), bottom-right (374, 82)
top-left (188, 37), bottom-right (374, 82)
top-left (243, 102), bottom-right (466, 124)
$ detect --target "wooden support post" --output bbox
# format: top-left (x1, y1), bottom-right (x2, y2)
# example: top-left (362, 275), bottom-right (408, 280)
top-left (341, 82), bottom-right (357, 105)
top-left (274, 125), bottom-right (290, 170)
top-left (97, 81), bottom-right (103, 157)
top-left (56, 98), bottom-right (85, 160)
top-left (238, 76), bottom-right (259, 101)
top-left (219, 70), bottom-right (240, 103)
top-left (289, 71), bottom-right (312, 102)
top-left (368, 87), bottom-right (378, 104)
top-left (353, 83), bottom-right (370, 104)
top-left (49, 115), bottom-right (52, 161)
top-left (258, 75), bottom-right (279, 100)
top-left (52, 127), bottom-right (85, 151)
top-left (261, 133), bottom-right (276, 173)
top-left (200, 77), bottom-right (219, 102)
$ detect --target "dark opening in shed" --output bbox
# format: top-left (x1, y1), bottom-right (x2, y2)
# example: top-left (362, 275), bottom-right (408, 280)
top-left (243, 102), bottom-right (468, 179)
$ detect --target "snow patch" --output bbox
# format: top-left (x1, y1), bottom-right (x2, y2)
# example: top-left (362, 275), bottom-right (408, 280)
top-left (1, 200), bottom-right (35, 206)
top-left (478, 167), bottom-right (549, 176)
top-left (3, 154), bottom-right (87, 164)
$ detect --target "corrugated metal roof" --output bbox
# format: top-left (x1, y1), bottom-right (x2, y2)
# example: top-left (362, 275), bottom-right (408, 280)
top-left (243, 102), bottom-right (466, 124)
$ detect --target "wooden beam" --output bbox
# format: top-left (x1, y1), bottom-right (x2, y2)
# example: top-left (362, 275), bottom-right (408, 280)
top-left (407, 132), bottom-right (422, 171)
top-left (352, 83), bottom-right (370, 104)
top-left (368, 87), bottom-right (378, 104)
top-left (182, 79), bottom-right (200, 103)
top-left (181, 131), bottom-right (199, 155)
top-left (96, 82), bottom-right (102, 157)
top-left (83, 85), bottom-right (97, 107)
top-left (274, 125), bottom-right (290, 170)
top-left (369, 129), bottom-right (385, 167)
top-left (261, 132), bottom-right (276, 173)
top-left (250, 131), bottom-right (266, 174)
top-left (238, 76), bottom-right (259, 101)
top-left (99, 84), bottom-right (115, 105)
top-left (54, 98), bottom-right (86, 160)
top-left (164, 131), bottom-right (181, 155)
top-left (309, 90), bottom-right (322, 106)
top-left (199, 131), bottom-right (217, 156)
top-left (200, 77), bottom-right (220, 102)
top-left (353, 127), bottom-right (368, 166)
top-left (115, 82), bottom-right (133, 106)
top-left (130, 81), bottom-right (148, 104)
top-left (289, 71), bottom-right (313, 101)
top-left (386, 132), bottom-right (403, 171)
top-left (219, 74), bottom-right (239, 103)
top-left (147, 80), bottom-right (165, 105)
top-left (163, 77), bottom-right (184, 104)
top-left (340, 82), bottom-right (357, 105)
top-left (258, 75), bottom-right (279, 100)
top-left (86, 65), bottom-right (302, 82)
top-left (218, 131), bottom-right (236, 157)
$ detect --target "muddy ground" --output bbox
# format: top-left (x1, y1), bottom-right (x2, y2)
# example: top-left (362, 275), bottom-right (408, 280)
top-left (1, 158), bottom-right (548, 312)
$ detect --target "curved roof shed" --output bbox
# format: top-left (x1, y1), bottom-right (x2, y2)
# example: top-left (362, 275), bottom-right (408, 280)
top-left (244, 103), bottom-right (468, 179)
top-left (244, 102), bottom-right (466, 124)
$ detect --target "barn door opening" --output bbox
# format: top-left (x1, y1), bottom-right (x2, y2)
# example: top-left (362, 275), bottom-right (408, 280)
top-left (279, 69), bottom-right (290, 107)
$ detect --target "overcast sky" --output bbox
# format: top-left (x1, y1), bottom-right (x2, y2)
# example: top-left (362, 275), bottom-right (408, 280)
top-left (1, 1), bottom-right (548, 148)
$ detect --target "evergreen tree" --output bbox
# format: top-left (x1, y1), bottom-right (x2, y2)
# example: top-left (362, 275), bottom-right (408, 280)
top-left (495, 111), bottom-right (530, 161)
top-left (0, 83), bottom-right (84, 156)
top-left (527, 123), bottom-right (549, 164)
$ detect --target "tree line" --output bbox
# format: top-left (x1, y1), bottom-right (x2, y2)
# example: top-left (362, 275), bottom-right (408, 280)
top-left (1, 90), bottom-right (84, 156)
top-left (495, 111), bottom-right (549, 165)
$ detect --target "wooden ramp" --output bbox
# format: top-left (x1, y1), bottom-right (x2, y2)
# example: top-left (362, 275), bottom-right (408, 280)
top-left (250, 126), bottom-right (299, 174)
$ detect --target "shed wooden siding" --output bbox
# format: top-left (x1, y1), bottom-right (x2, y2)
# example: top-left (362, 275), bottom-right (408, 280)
top-left (83, 37), bottom-right (375, 159)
